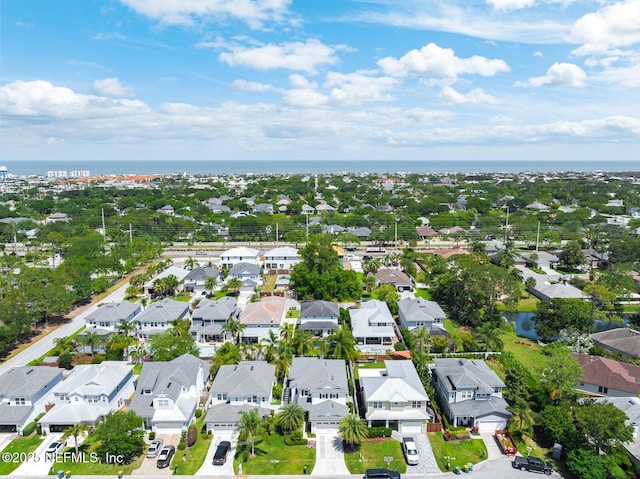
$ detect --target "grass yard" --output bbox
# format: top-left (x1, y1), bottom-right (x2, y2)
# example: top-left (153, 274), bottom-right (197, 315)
top-left (353, 361), bottom-right (385, 379)
top-left (414, 288), bottom-right (432, 300)
top-left (233, 433), bottom-right (315, 475)
top-left (0, 433), bottom-right (44, 475)
top-left (262, 275), bottom-right (277, 293)
top-left (428, 432), bottom-right (487, 472)
top-left (499, 329), bottom-right (546, 377)
top-left (51, 437), bottom-right (145, 475)
top-left (344, 438), bottom-right (406, 474)
top-left (173, 422), bottom-right (212, 475)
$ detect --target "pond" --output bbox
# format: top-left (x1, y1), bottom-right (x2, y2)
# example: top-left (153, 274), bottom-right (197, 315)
top-left (502, 311), bottom-right (632, 342)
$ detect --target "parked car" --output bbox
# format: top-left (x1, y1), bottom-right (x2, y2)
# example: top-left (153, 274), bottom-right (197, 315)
top-left (364, 469), bottom-right (401, 479)
top-left (146, 439), bottom-right (164, 458)
top-left (402, 437), bottom-right (419, 465)
top-left (45, 441), bottom-right (64, 458)
top-left (212, 441), bottom-right (231, 465)
top-left (513, 456), bottom-right (553, 475)
top-left (156, 445), bottom-right (175, 469)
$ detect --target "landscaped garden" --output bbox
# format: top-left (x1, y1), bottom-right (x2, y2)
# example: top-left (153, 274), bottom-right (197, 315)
top-left (344, 438), bottom-right (406, 474)
top-left (233, 433), bottom-right (315, 475)
top-left (428, 432), bottom-right (487, 472)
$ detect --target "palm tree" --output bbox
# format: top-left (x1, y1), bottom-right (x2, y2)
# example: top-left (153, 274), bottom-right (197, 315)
top-left (277, 402), bottom-right (305, 433)
top-left (274, 349), bottom-right (293, 381)
top-left (124, 284), bottom-right (141, 301)
top-left (473, 322), bottom-right (504, 352)
top-left (289, 330), bottom-right (312, 356)
top-left (364, 275), bottom-right (377, 293)
top-left (326, 324), bottom-right (359, 362)
top-left (411, 326), bottom-right (432, 353)
top-left (226, 277), bottom-right (243, 294)
top-left (204, 276), bottom-right (218, 294)
top-left (221, 317), bottom-right (246, 344)
top-left (338, 413), bottom-right (368, 448)
top-left (184, 256), bottom-right (199, 271)
top-left (236, 408), bottom-right (265, 457)
top-left (261, 329), bottom-right (280, 362)
top-left (82, 331), bottom-right (101, 356)
top-left (62, 423), bottom-right (91, 455)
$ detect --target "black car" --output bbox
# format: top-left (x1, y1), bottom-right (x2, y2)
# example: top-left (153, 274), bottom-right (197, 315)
top-left (364, 468), bottom-right (401, 479)
top-left (156, 445), bottom-right (175, 469)
top-left (212, 441), bottom-right (231, 465)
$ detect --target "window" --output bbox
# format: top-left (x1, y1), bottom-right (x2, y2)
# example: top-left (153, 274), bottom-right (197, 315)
top-left (157, 399), bottom-right (170, 409)
top-left (143, 389), bottom-right (152, 395)
top-left (14, 398), bottom-right (26, 405)
top-left (59, 393), bottom-right (69, 401)
top-left (86, 395), bottom-right (99, 404)
top-left (460, 390), bottom-right (473, 400)
top-left (371, 401), bottom-right (383, 409)
top-left (411, 401), bottom-right (422, 408)
top-left (598, 386), bottom-right (608, 394)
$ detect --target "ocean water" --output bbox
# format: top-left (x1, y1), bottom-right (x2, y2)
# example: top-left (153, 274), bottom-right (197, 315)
top-left (2, 159), bottom-right (639, 177)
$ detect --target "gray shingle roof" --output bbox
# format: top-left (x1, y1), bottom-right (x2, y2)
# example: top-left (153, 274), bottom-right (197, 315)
top-left (184, 267), bottom-right (221, 282)
top-left (204, 404), bottom-right (270, 425)
top-left (228, 262), bottom-right (261, 277)
top-left (433, 358), bottom-right (505, 395)
top-left (289, 358), bottom-right (347, 395)
top-left (300, 300), bottom-right (339, 319)
top-left (136, 298), bottom-right (190, 323)
top-left (398, 297), bottom-right (446, 323)
top-left (0, 366), bottom-right (63, 398)
top-left (85, 301), bottom-right (140, 324)
top-left (210, 362), bottom-right (275, 398)
top-left (192, 297), bottom-right (238, 322)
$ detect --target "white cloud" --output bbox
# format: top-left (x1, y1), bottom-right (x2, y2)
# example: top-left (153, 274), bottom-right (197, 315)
top-left (378, 42), bottom-right (509, 79)
top-left (572, 0), bottom-right (640, 55)
top-left (486, 0), bottom-right (535, 10)
top-left (533, 51), bottom-right (544, 57)
top-left (218, 39), bottom-right (339, 74)
top-left (325, 72), bottom-right (398, 106)
top-left (515, 62), bottom-right (586, 87)
top-left (117, 0), bottom-right (292, 28)
top-left (439, 86), bottom-right (499, 104)
top-left (230, 79), bottom-right (278, 92)
top-left (93, 77), bottom-right (136, 97)
top-left (289, 74), bottom-right (317, 89)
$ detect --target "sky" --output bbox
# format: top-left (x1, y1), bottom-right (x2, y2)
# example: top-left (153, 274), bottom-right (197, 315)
top-left (1, 0), bottom-right (640, 164)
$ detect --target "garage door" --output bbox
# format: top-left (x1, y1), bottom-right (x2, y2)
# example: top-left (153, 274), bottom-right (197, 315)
top-left (314, 422), bottom-right (339, 433)
top-left (401, 422), bottom-right (424, 434)
top-left (476, 420), bottom-right (505, 432)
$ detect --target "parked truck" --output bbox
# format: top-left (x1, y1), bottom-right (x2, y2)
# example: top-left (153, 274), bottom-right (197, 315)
top-left (513, 456), bottom-right (553, 475)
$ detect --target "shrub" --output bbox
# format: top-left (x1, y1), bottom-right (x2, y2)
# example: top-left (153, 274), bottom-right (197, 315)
top-left (149, 431), bottom-right (156, 440)
top-left (186, 426), bottom-right (197, 447)
top-left (284, 430), bottom-right (307, 446)
top-left (366, 426), bottom-right (392, 438)
top-left (178, 441), bottom-right (186, 451)
top-left (58, 352), bottom-right (74, 370)
top-left (22, 421), bottom-right (37, 436)
top-left (195, 409), bottom-right (203, 419)
top-left (272, 383), bottom-right (282, 401)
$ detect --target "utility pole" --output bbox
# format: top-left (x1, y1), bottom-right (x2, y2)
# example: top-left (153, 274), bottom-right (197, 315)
top-left (504, 206), bottom-right (510, 242)
top-left (129, 223), bottom-right (133, 244)
top-left (306, 213), bottom-right (309, 238)
top-left (535, 221), bottom-right (540, 252)
top-left (276, 223), bottom-right (279, 245)
top-left (101, 208), bottom-right (106, 239)
top-left (394, 220), bottom-right (398, 247)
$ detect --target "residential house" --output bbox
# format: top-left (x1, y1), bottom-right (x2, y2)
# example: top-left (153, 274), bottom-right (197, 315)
top-left (240, 296), bottom-right (286, 344)
top-left (227, 262), bottom-right (262, 291)
top-left (525, 201), bottom-right (550, 211)
top-left (182, 267), bottom-right (221, 293)
top-left (136, 298), bottom-right (190, 340)
top-left (129, 354), bottom-right (210, 433)
top-left (576, 355), bottom-right (640, 398)
top-left (359, 360), bottom-right (432, 434)
top-left (287, 357), bottom-right (349, 433)
top-left (263, 246), bottom-right (300, 270)
top-left (84, 301), bottom-right (141, 334)
top-left (518, 251), bottom-right (560, 269)
top-left (45, 212), bottom-right (69, 224)
top-left (0, 367), bottom-right (64, 433)
top-left (157, 205), bottom-right (175, 216)
top-left (299, 300), bottom-right (340, 337)
top-left (594, 397), bottom-right (640, 466)
top-left (438, 226), bottom-right (466, 236)
top-left (143, 265), bottom-right (190, 295)
top-left (528, 280), bottom-right (587, 303)
top-left (349, 300), bottom-right (397, 351)
top-left (375, 269), bottom-right (413, 291)
top-left (432, 358), bottom-right (511, 432)
top-left (190, 297), bottom-right (239, 343)
top-left (416, 226), bottom-right (438, 240)
top-left (397, 297), bottom-right (446, 333)
top-left (204, 361), bottom-right (275, 433)
top-left (220, 247), bottom-right (260, 268)
top-left (39, 362), bottom-right (134, 434)
top-left (590, 328), bottom-right (640, 359)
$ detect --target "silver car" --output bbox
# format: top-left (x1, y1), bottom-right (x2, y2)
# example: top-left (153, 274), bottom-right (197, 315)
top-left (146, 439), bottom-right (163, 458)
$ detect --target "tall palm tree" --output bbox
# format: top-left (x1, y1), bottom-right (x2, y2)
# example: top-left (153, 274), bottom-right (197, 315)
top-left (236, 408), bottom-right (265, 457)
top-left (338, 413), bottom-right (368, 447)
top-left (364, 275), bottom-right (377, 293)
top-left (62, 423), bottom-right (91, 455)
top-left (274, 349), bottom-right (293, 381)
top-left (221, 317), bottom-right (246, 344)
top-left (277, 403), bottom-right (305, 433)
top-left (204, 276), bottom-right (218, 294)
top-left (473, 322), bottom-right (504, 352)
top-left (326, 324), bottom-right (359, 362)
top-left (82, 331), bottom-right (101, 356)
top-left (411, 326), bottom-right (432, 353)
top-left (226, 277), bottom-right (243, 294)
top-left (184, 256), bottom-right (199, 271)
top-left (261, 329), bottom-right (280, 362)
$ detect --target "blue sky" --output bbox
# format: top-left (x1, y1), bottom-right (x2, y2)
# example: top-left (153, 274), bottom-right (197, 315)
top-left (1, 0), bottom-right (639, 163)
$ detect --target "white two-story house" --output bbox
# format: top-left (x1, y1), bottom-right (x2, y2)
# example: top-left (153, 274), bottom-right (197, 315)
top-left (129, 354), bottom-right (210, 433)
top-left (204, 361), bottom-right (275, 433)
top-left (287, 357), bottom-right (349, 433)
top-left (263, 246), bottom-right (300, 271)
top-left (299, 300), bottom-right (339, 337)
top-left (240, 296), bottom-right (286, 344)
top-left (432, 358), bottom-right (511, 432)
top-left (39, 362), bottom-right (134, 434)
top-left (220, 247), bottom-right (260, 268)
top-left (350, 300), bottom-right (397, 351)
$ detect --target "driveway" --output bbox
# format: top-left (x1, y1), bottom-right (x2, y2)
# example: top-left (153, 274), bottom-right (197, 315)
top-left (12, 432), bottom-right (63, 476)
top-left (196, 431), bottom-right (237, 476)
top-left (391, 431), bottom-right (439, 476)
top-left (311, 432), bottom-right (349, 476)
top-left (131, 433), bottom-right (180, 476)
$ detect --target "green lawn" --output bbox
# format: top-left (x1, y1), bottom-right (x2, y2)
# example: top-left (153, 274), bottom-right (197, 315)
top-left (132, 362), bottom-right (143, 375)
top-left (344, 438), bottom-right (406, 474)
top-left (28, 327), bottom-right (86, 366)
top-left (0, 433), bottom-right (44, 475)
top-left (51, 437), bottom-right (145, 475)
top-left (233, 433), bottom-right (315, 475)
top-left (353, 361), bottom-right (385, 379)
top-left (428, 432), bottom-right (487, 472)
top-left (414, 288), bottom-right (432, 300)
top-left (172, 420), bottom-right (212, 475)
top-left (499, 329), bottom-right (546, 377)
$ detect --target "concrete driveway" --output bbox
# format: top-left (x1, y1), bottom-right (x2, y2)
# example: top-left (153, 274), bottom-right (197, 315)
top-left (311, 432), bottom-right (350, 476)
top-left (196, 431), bottom-right (237, 476)
top-left (12, 432), bottom-right (63, 476)
top-left (131, 433), bottom-right (180, 476)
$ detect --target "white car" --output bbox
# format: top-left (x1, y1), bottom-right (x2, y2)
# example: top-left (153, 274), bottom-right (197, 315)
top-left (402, 437), bottom-right (419, 465)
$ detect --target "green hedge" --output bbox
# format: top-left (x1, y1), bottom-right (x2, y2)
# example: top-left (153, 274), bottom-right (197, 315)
top-left (22, 421), bottom-right (37, 436)
top-left (366, 426), bottom-right (392, 438)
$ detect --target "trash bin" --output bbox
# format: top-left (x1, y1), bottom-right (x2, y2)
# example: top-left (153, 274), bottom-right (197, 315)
top-left (454, 466), bottom-right (462, 475)
top-left (467, 462), bottom-right (474, 471)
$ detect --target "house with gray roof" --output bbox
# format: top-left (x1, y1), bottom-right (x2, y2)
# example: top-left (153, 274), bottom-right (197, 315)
top-left (227, 262), bottom-right (262, 291)
top-left (143, 265), bottom-right (190, 295)
top-left (182, 267), bottom-right (221, 293)
top-left (518, 251), bottom-right (560, 269)
top-left (84, 301), bottom-right (141, 334)
top-left (349, 300), bottom-right (397, 351)
top-left (397, 297), bottom-right (447, 333)
top-left (591, 328), bottom-right (640, 359)
top-left (529, 280), bottom-right (587, 303)
top-left (136, 298), bottom-right (190, 340)
top-left (299, 300), bottom-right (339, 337)
top-left (263, 246), bottom-right (300, 270)
top-left (0, 366), bottom-right (64, 434)
top-left (204, 361), bottom-right (275, 433)
top-left (594, 397), bottom-right (640, 466)
top-left (287, 358), bottom-right (349, 433)
top-left (190, 297), bottom-right (239, 343)
top-left (359, 360), bottom-right (432, 434)
top-left (39, 362), bottom-right (134, 434)
top-left (129, 354), bottom-right (210, 433)
top-left (432, 358), bottom-right (511, 432)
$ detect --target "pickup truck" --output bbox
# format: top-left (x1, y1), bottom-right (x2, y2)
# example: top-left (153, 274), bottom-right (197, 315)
top-left (513, 456), bottom-right (553, 475)
top-left (401, 437), bottom-right (419, 465)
